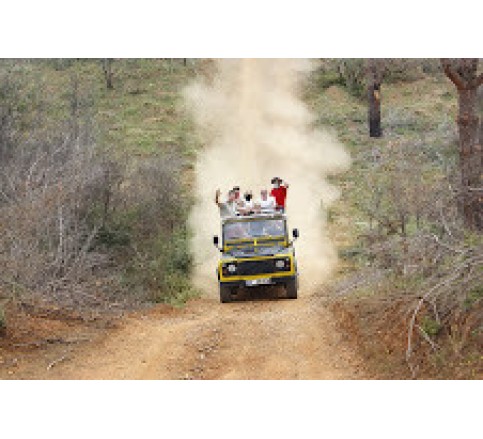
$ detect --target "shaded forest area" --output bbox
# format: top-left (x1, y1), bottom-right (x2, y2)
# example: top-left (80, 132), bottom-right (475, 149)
top-left (0, 58), bottom-right (481, 378)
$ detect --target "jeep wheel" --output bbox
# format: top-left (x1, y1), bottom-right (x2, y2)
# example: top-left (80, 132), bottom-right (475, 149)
top-left (285, 279), bottom-right (298, 299)
top-left (220, 285), bottom-right (233, 303)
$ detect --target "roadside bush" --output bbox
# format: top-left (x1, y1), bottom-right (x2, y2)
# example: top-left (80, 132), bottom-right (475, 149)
top-left (0, 62), bottom-right (196, 312)
top-left (0, 63), bottom-right (103, 296)
top-left (338, 112), bottom-right (481, 376)
top-left (125, 238), bottom-right (196, 305)
top-left (118, 154), bottom-right (197, 304)
top-left (352, 139), bottom-right (445, 238)
top-left (0, 132), bottom-right (113, 289)
top-left (0, 140), bottom-right (195, 308)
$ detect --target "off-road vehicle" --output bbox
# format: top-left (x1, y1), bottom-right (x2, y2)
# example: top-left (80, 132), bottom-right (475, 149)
top-left (213, 212), bottom-right (299, 303)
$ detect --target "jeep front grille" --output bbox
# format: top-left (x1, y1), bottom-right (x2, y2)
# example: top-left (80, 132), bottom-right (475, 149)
top-left (222, 258), bottom-right (291, 277)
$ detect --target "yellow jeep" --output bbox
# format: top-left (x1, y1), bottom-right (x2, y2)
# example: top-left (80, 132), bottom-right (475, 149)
top-left (213, 212), bottom-right (299, 303)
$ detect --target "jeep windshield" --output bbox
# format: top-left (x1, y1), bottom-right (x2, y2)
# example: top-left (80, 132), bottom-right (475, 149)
top-left (223, 219), bottom-right (286, 242)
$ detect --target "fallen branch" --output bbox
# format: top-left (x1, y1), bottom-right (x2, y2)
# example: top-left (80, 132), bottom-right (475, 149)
top-left (47, 354), bottom-right (68, 370)
top-left (438, 204), bottom-right (453, 237)
top-left (416, 325), bottom-right (439, 352)
top-left (427, 233), bottom-right (467, 255)
top-left (406, 266), bottom-right (465, 370)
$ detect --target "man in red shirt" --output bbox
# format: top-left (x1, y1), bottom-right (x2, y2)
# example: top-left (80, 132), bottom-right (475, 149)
top-left (270, 177), bottom-right (289, 213)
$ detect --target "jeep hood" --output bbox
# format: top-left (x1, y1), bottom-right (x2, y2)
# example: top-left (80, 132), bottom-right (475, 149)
top-left (225, 244), bottom-right (289, 258)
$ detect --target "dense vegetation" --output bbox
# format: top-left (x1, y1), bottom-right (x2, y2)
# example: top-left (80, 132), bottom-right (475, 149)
top-left (0, 59), bottom-right (199, 314)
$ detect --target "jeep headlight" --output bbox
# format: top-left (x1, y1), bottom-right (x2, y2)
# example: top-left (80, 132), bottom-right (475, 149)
top-left (222, 263), bottom-right (237, 276)
top-left (275, 258), bottom-right (291, 271)
top-left (227, 263), bottom-right (237, 273)
top-left (275, 259), bottom-right (286, 269)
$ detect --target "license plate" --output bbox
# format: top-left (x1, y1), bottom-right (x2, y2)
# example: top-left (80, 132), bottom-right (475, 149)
top-left (246, 278), bottom-right (272, 287)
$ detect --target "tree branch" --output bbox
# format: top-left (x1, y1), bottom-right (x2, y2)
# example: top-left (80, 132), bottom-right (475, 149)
top-left (441, 59), bottom-right (466, 89)
top-left (366, 59), bottom-right (385, 85)
top-left (47, 354), bottom-right (69, 370)
top-left (476, 72), bottom-right (483, 87)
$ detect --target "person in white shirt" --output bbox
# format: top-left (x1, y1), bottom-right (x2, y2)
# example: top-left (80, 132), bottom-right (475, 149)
top-left (215, 189), bottom-right (237, 218)
top-left (259, 189), bottom-right (276, 213)
top-left (241, 191), bottom-right (254, 214)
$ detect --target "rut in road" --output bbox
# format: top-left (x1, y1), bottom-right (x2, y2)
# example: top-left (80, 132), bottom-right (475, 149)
top-left (41, 296), bottom-right (367, 380)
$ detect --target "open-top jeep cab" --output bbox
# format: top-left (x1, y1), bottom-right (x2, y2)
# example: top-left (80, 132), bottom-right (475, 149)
top-left (213, 212), bottom-right (299, 303)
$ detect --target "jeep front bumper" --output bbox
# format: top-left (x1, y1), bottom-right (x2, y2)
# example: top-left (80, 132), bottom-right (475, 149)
top-left (219, 274), bottom-right (297, 289)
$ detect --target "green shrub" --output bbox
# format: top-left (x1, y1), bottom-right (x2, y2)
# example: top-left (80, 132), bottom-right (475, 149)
top-left (338, 245), bottom-right (369, 264)
top-left (156, 270), bottom-right (199, 306)
top-left (421, 316), bottom-right (442, 337)
top-left (314, 69), bottom-right (344, 89)
top-left (463, 286), bottom-right (483, 311)
top-left (121, 225), bottom-right (197, 305)
top-left (96, 222), bottom-right (132, 248)
top-left (336, 59), bottom-right (366, 99)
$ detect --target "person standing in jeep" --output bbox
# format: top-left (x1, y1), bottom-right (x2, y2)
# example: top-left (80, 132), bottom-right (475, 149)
top-left (270, 177), bottom-right (289, 213)
top-left (215, 189), bottom-right (237, 218)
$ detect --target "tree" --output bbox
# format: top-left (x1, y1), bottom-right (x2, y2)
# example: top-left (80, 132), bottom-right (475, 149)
top-left (478, 87), bottom-right (483, 146)
top-left (101, 59), bottom-right (114, 89)
top-left (441, 58), bottom-right (483, 230)
top-left (366, 59), bottom-right (385, 138)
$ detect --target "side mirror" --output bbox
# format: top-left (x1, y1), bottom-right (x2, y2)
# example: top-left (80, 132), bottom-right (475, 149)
top-left (213, 235), bottom-right (219, 246)
top-left (292, 228), bottom-right (299, 239)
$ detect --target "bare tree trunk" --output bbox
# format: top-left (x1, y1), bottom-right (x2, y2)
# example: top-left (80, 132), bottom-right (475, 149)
top-left (367, 59), bottom-right (384, 138)
top-left (441, 59), bottom-right (483, 231)
top-left (368, 82), bottom-right (382, 137)
top-left (69, 73), bottom-right (80, 140)
top-left (478, 87), bottom-right (483, 145)
top-left (101, 59), bottom-right (114, 90)
top-left (458, 88), bottom-right (482, 229)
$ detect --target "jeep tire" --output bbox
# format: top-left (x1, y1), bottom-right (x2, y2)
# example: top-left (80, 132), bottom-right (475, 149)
top-left (220, 284), bottom-right (233, 303)
top-left (285, 278), bottom-right (298, 299)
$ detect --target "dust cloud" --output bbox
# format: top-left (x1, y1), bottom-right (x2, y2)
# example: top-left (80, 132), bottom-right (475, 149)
top-left (183, 59), bottom-right (350, 296)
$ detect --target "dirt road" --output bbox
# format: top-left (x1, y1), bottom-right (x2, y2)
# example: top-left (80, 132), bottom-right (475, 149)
top-left (1, 294), bottom-right (368, 380)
